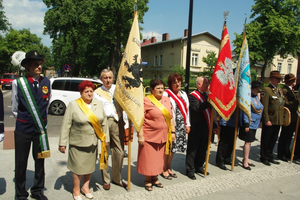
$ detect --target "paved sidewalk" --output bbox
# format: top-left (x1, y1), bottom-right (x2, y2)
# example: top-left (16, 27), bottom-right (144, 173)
top-left (1, 128), bottom-right (300, 200)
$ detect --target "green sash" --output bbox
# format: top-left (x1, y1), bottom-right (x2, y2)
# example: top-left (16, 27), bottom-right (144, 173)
top-left (146, 94), bottom-right (172, 155)
top-left (17, 77), bottom-right (50, 159)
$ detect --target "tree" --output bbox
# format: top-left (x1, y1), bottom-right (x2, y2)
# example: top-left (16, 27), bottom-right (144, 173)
top-left (251, 69), bottom-right (258, 81)
top-left (43, 0), bottom-right (149, 77)
top-left (0, 0), bottom-right (10, 32)
top-left (0, 29), bottom-right (51, 74)
top-left (233, 0), bottom-right (300, 81)
top-left (200, 51), bottom-right (217, 79)
top-left (170, 65), bottom-right (185, 79)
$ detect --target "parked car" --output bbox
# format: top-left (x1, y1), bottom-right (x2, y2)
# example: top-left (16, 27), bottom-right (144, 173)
top-left (49, 77), bottom-right (102, 115)
top-left (1, 73), bottom-right (19, 89)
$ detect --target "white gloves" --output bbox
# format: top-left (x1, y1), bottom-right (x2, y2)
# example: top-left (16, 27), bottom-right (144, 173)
top-left (0, 133), bottom-right (4, 142)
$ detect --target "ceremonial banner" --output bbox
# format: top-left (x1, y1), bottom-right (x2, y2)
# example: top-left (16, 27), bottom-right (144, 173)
top-left (208, 26), bottom-right (236, 121)
top-left (236, 34), bottom-right (251, 122)
top-left (115, 9), bottom-right (144, 132)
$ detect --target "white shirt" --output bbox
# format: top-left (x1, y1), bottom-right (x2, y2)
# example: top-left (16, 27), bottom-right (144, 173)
top-left (94, 84), bottom-right (118, 118)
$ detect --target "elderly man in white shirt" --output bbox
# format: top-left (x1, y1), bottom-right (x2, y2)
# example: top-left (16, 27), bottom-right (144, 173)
top-left (94, 69), bottom-right (127, 190)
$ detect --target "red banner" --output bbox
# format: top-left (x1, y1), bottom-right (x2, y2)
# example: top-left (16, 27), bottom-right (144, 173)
top-left (208, 26), bottom-right (236, 121)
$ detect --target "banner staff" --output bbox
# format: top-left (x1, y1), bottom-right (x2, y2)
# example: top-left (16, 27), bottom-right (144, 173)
top-left (205, 11), bottom-right (234, 175)
top-left (114, 0), bottom-right (144, 191)
top-left (127, 120), bottom-right (132, 190)
top-left (291, 102), bottom-right (300, 161)
top-left (204, 109), bottom-right (214, 176)
top-left (231, 17), bottom-right (249, 170)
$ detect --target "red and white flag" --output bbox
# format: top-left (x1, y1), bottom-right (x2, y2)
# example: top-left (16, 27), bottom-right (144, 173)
top-left (208, 25), bottom-right (236, 121)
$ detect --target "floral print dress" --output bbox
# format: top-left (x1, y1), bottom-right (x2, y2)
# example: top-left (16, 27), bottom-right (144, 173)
top-left (171, 96), bottom-right (187, 153)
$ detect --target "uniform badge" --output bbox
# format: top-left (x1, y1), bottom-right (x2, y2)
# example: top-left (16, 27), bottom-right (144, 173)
top-left (42, 86), bottom-right (48, 94)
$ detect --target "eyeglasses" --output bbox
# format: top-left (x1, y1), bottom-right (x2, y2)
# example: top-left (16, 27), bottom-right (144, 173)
top-left (172, 81), bottom-right (181, 85)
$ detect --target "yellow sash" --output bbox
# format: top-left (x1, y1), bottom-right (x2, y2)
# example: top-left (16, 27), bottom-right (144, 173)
top-left (146, 94), bottom-right (172, 155)
top-left (76, 98), bottom-right (107, 169)
top-left (95, 87), bottom-right (111, 103)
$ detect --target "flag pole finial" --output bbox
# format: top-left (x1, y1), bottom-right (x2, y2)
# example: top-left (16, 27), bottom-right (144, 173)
top-left (223, 11), bottom-right (230, 21)
top-left (243, 17), bottom-right (247, 34)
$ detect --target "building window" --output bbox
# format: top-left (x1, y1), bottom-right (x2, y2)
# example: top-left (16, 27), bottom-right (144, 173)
top-left (159, 55), bottom-right (163, 66)
top-left (288, 64), bottom-right (292, 73)
top-left (192, 53), bottom-right (198, 66)
top-left (278, 63), bottom-right (282, 72)
top-left (154, 55), bottom-right (158, 66)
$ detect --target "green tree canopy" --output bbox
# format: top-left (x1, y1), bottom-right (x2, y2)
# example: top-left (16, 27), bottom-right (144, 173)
top-left (233, 0), bottom-right (300, 81)
top-left (0, 0), bottom-right (10, 32)
top-left (0, 29), bottom-right (51, 74)
top-left (43, 0), bottom-right (149, 77)
top-left (200, 51), bottom-right (217, 79)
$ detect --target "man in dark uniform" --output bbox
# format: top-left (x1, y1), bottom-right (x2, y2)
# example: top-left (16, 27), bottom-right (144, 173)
top-left (12, 50), bottom-right (51, 200)
top-left (186, 76), bottom-right (217, 179)
top-left (260, 70), bottom-right (285, 166)
top-left (0, 79), bottom-right (4, 143)
top-left (277, 73), bottom-right (298, 162)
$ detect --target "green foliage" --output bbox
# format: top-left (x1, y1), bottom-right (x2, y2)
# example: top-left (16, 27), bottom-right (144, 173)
top-left (170, 65), bottom-right (185, 79)
top-left (233, 0), bottom-right (300, 81)
top-left (0, 0), bottom-right (10, 32)
top-left (142, 78), bottom-right (151, 88)
top-left (0, 29), bottom-right (50, 75)
top-left (202, 51), bottom-right (217, 70)
top-left (43, 0), bottom-right (149, 77)
top-left (250, 69), bottom-right (257, 81)
top-left (199, 51), bottom-right (217, 80)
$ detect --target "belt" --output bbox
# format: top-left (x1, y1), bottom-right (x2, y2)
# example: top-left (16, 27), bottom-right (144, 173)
top-left (107, 117), bottom-right (118, 122)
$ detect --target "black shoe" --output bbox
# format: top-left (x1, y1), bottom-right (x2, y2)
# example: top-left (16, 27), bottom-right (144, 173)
top-left (187, 174), bottom-right (196, 180)
top-left (260, 159), bottom-right (271, 166)
top-left (217, 163), bottom-right (227, 170)
top-left (278, 157), bottom-right (288, 162)
top-left (30, 193), bottom-right (48, 200)
top-left (242, 164), bottom-right (251, 170)
top-left (195, 167), bottom-right (210, 175)
top-left (269, 159), bottom-right (280, 164)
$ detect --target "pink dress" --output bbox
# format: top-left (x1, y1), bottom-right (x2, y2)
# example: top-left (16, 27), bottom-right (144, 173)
top-left (137, 96), bottom-right (173, 176)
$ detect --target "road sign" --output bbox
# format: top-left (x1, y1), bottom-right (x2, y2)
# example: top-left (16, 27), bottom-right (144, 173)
top-left (64, 64), bottom-right (70, 71)
top-left (141, 61), bottom-right (148, 66)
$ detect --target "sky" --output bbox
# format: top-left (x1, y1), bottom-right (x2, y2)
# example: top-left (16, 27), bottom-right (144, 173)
top-left (2, 0), bottom-right (255, 48)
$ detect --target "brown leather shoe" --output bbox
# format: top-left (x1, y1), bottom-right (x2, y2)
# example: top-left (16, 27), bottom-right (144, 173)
top-left (112, 181), bottom-right (127, 188)
top-left (103, 183), bottom-right (111, 190)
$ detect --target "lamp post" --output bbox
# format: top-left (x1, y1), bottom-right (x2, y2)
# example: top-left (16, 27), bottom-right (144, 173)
top-left (185, 0), bottom-right (193, 94)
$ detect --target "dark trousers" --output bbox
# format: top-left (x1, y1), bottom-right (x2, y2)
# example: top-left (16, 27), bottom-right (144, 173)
top-left (260, 124), bottom-right (280, 161)
top-left (216, 126), bottom-right (235, 165)
top-left (15, 131), bottom-right (45, 199)
top-left (278, 122), bottom-right (295, 159)
top-left (294, 127), bottom-right (300, 159)
top-left (186, 129), bottom-right (208, 175)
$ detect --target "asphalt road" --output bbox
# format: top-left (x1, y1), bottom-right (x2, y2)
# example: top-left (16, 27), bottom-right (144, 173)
top-left (2, 89), bottom-right (63, 137)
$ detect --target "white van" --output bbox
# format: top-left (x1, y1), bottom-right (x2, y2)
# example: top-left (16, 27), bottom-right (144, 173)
top-left (49, 77), bottom-right (102, 115)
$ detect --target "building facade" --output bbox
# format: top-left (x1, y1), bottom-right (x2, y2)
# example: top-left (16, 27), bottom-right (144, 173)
top-left (141, 30), bottom-right (299, 82)
top-left (141, 30), bottom-right (220, 79)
